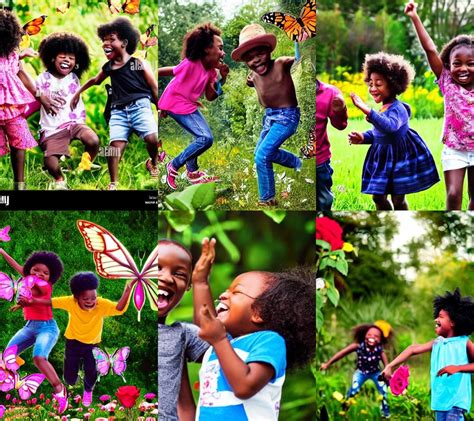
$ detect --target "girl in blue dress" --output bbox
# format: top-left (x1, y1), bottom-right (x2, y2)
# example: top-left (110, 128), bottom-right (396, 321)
top-left (348, 52), bottom-right (439, 210)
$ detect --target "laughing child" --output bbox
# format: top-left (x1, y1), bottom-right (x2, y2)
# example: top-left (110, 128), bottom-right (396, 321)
top-left (71, 17), bottom-right (159, 190)
top-left (231, 24), bottom-right (302, 207)
top-left (382, 289), bottom-right (474, 419)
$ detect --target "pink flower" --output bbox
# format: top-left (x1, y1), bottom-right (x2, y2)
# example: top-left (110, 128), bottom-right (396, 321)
top-left (12, 398), bottom-right (17, 404)
top-left (389, 365), bottom-right (410, 395)
top-left (32, 398), bottom-right (37, 404)
top-left (84, 414), bottom-right (91, 420)
top-left (40, 393), bottom-right (45, 400)
top-left (0, 405), bottom-right (5, 418)
top-left (73, 394), bottom-right (81, 403)
top-left (99, 394), bottom-right (111, 402)
top-left (27, 400), bottom-right (32, 405)
top-left (5, 394), bottom-right (11, 400)
top-left (144, 392), bottom-right (156, 401)
top-left (45, 398), bottom-right (51, 405)
top-left (61, 416), bottom-right (68, 421)
top-left (88, 408), bottom-right (95, 413)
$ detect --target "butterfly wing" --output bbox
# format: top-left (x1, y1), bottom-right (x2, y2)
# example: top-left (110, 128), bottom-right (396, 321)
top-left (0, 226), bottom-right (10, 242)
top-left (1, 346), bottom-right (19, 373)
top-left (92, 347), bottom-right (111, 377)
top-left (108, 0), bottom-right (122, 14)
top-left (110, 346), bottom-right (130, 377)
top-left (0, 370), bottom-right (14, 392)
top-left (56, 2), bottom-right (71, 14)
top-left (22, 16), bottom-right (47, 36)
top-left (261, 12), bottom-right (302, 42)
top-left (0, 272), bottom-right (14, 302)
top-left (300, 0), bottom-right (316, 38)
top-left (16, 373), bottom-right (46, 400)
top-left (123, 0), bottom-right (140, 15)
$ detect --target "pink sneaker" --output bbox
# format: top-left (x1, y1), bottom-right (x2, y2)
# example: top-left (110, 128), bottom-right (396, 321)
top-left (186, 170), bottom-right (219, 185)
top-left (166, 162), bottom-right (178, 190)
top-left (82, 389), bottom-right (92, 407)
top-left (53, 386), bottom-right (68, 414)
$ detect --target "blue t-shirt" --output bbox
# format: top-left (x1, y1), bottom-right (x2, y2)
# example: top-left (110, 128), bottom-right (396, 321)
top-left (431, 335), bottom-right (471, 411)
top-left (197, 330), bottom-right (287, 421)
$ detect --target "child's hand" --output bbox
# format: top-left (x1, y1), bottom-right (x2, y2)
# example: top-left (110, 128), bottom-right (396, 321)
top-left (158, 109), bottom-right (168, 119)
top-left (348, 132), bottom-right (364, 145)
top-left (437, 365), bottom-right (460, 376)
top-left (381, 366), bottom-right (393, 381)
top-left (19, 48), bottom-right (38, 59)
top-left (320, 362), bottom-right (330, 371)
top-left (198, 304), bottom-right (226, 345)
top-left (9, 304), bottom-right (22, 312)
top-left (218, 63), bottom-right (230, 81)
top-left (404, 1), bottom-right (418, 17)
top-left (16, 296), bottom-right (31, 307)
top-left (70, 92), bottom-right (81, 110)
top-left (350, 93), bottom-right (370, 114)
top-left (331, 96), bottom-right (346, 113)
top-left (40, 94), bottom-right (65, 116)
top-left (192, 238), bottom-right (216, 286)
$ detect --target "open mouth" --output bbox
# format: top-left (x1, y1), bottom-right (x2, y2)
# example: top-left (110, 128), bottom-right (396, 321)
top-left (253, 64), bottom-right (266, 74)
top-left (60, 63), bottom-right (70, 70)
top-left (158, 288), bottom-right (174, 311)
top-left (103, 47), bottom-right (113, 56)
top-left (215, 301), bottom-right (229, 318)
top-left (458, 72), bottom-right (470, 83)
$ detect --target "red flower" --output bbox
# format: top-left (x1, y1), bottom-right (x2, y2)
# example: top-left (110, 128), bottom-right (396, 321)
top-left (316, 217), bottom-right (344, 251)
top-left (390, 365), bottom-right (410, 395)
top-left (116, 385), bottom-right (141, 409)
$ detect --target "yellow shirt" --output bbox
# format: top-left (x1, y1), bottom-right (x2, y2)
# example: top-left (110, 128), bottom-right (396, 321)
top-left (52, 296), bottom-right (129, 344)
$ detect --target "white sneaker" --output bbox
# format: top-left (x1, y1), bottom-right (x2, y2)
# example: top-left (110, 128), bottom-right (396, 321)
top-left (53, 180), bottom-right (68, 190)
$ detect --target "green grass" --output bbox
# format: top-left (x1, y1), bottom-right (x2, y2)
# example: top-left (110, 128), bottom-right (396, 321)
top-left (327, 118), bottom-right (469, 210)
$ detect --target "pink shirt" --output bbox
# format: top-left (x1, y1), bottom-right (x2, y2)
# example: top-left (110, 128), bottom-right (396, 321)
top-left (158, 58), bottom-right (218, 115)
top-left (316, 81), bottom-right (348, 166)
top-left (437, 68), bottom-right (474, 151)
top-left (23, 282), bottom-right (53, 321)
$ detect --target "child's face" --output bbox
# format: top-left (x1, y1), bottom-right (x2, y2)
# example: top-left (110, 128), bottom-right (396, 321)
top-left (449, 45), bottom-right (474, 87)
top-left (435, 309), bottom-right (455, 337)
top-left (102, 33), bottom-right (125, 60)
top-left (204, 35), bottom-right (225, 67)
top-left (368, 72), bottom-right (392, 103)
top-left (215, 271), bottom-right (269, 337)
top-left (30, 263), bottom-right (50, 282)
top-left (243, 47), bottom-right (271, 75)
top-left (77, 289), bottom-right (97, 311)
top-left (365, 327), bottom-right (382, 347)
top-left (157, 243), bottom-right (192, 321)
top-left (53, 52), bottom-right (76, 77)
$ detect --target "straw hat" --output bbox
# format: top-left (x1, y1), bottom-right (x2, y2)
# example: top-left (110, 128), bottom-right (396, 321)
top-left (231, 23), bottom-right (276, 62)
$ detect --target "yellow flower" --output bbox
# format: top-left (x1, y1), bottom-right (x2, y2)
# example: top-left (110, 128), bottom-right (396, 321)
top-left (78, 152), bottom-right (92, 171)
top-left (332, 391), bottom-right (344, 402)
top-left (342, 242), bottom-right (354, 252)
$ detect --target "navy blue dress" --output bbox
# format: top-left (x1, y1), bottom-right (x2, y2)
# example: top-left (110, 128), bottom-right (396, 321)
top-left (361, 100), bottom-right (439, 195)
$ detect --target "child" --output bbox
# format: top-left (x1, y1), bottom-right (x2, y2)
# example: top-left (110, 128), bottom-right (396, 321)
top-left (231, 24), bottom-right (302, 207)
top-left (0, 249), bottom-right (68, 413)
top-left (159, 22), bottom-right (228, 190)
top-left (315, 78), bottom-right (348, 211)
top-left (158, 239), bottom-right (210, 420)
top-left (348, 52), bottom-right (439, 210)
top-left (19, 272), bottom-right (133, 407)
top-left (71, 17), bottom-right (159, 190)
top-left (192, 242), bottom-right (315, 420)
top-left (36, 32), bottom-right (99, 190)
top-left (0, 9), bottom-right (38, 190)
top-left (405, 1), bottom-right (474, 210)
top-left (382, 289), bottom-right (474, 419)
top-left (320, 322), bottom-right (392, 418)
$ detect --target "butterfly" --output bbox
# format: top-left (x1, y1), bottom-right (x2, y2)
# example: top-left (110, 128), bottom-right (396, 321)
top-left (76, 220), bottom-right (158, 321)
top-left (140, 24), bottom-right (157, 48)
top-left (22, 16), bottom-right (47, 36)
top-left (261, 0), bottom-right (316, 42)
top-left (300, 125), bottom-right (316, 158)
top-left (0, 274), bottom-right (46, 302)
top-left (0, 226), bottom-right (10, 242)
top-left (56, 2), bottom-right (70, 14)
top-left (108, 0), bottom-right (140, 15)
top-left (0, 371), bottom-right (45, 399)
top-left (92, 346), bottom-right (130, 381)
top-left (0, 346), bottom-right (19, 382)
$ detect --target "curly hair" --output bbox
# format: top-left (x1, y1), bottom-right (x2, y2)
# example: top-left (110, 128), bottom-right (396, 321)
top-left (352, 324), bottom-right (389, 345)
top-left (181, 22), bottom-right (222, 61)
top-left (251, 268), bottom-right (315, 370)
top-left (439, 35), bottom-right (474, 69)
top-left (433, 288), bottom-right (474, 336)
top-left (38, 32), bottom-right (90, 79)
top-left (23, 251), bottom-right (64, 284)
top-left (363, 52), bottom-right (415, 96)
top-left (69, 272), bottom-right (99, 297)
top-left (0, 9), bottom-right (22, 57)
top-left (97, 17), bottom-right (140, 55)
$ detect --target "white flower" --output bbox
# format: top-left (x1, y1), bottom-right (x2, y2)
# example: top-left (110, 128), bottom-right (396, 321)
top-left (316, 278), bottom-right (325, 290)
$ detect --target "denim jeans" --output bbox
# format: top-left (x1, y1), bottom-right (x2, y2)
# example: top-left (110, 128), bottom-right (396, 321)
top-left (347, 369), bottom-right (390, 417)
top-left (254, 107), bottom-right (301, 201)
top-left (7, 319), bottom-right (59, 358)
top-left (169, 110), bottom-right (214, 172)
top-left (435, 407), bottom-right (466, 421)
top-left (316, 159), bottom-right (334, 211)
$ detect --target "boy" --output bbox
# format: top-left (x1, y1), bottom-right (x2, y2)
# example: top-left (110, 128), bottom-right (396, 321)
top-left (231, 24), bottom-right (301, 207)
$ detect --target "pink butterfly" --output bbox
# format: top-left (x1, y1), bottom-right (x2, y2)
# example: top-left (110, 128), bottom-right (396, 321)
top-left (0, 226), bottom-right (10, 242)
top-left (0, 404), bottom-right (5, 418)
top-left (76, 220), bottom-right (158, 321)
top-left (0, 345), bottom-right (19, 376)
top-left (0, 274), bottom-right (47, 302)
top-left (92, 346), bottom-right (130, 382)
top-left (0, 371), bottom-right (45, 399)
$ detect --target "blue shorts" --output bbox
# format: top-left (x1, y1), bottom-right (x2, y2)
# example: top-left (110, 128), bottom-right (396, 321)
top-left (109, 97), bottom-right (157, 142)
top-left (435, 407), bottom-right (466, 421)
top-left (7, 319), bottom-right (60, 358)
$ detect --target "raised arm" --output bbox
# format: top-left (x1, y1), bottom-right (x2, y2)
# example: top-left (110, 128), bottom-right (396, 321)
top-left (320, 343), bottom-right (359, 370)
top-left (0, 249), bottom-right (24, 275)
top-left (116, 282), bottom-right (133, 311)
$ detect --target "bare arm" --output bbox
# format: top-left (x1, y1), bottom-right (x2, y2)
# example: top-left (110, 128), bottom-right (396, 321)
top-left (381, 350), bottom-right (388, 367)
top-left (277, 56), bottom-right (295, 70)
top-left (468, 340), bottom-right (474, 362)
top-left (438, 363), bottom-right (474, 376)
top-left (158, 66), bottom-right (174, 77)
top-left (0, 249), bottom-right (24, 275)
top-left (177, 364), bottom-right (196, 421)
top-left (205, 79), bottom-right (219, 101)
top-left (115, 282), bottom-right (133, 311)
top-left (71, 70), bottom-right (107, 110)
top-left (320, 343), bottom-right (359, 370)
top-left (140, 59), bottom-right (158, 105)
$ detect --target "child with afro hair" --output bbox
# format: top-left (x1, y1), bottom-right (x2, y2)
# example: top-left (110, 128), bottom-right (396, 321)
top-left (348, 52), bottom-right (439, 210)
top-left (0, 249), bottom-right (69, 414)
top-left (36, 32), bottom-right (99, 190)
top-left (382, 288), bottom-right (474, 419)
top-left (71, 17), bottom-right (159, 190)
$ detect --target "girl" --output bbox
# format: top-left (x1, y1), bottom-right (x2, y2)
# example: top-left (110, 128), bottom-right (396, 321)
top-left (36, 32), bottom-right (99, 190)
top-left (320, 322), bottom-right (392, 418)
top-left (348, 52), bottom-right (439, 210)
top-left (405, 1), bottom-right (474, 210)
top-left (382, 289), bottom-right (474, 420)
top-left (0, 249), bottom-right (68, 414)
top-left (159, 22), bottom-right (229, 190)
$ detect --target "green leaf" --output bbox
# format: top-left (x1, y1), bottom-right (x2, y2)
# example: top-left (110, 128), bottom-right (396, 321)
top-left (316, 239), bottom-right (331, 252)
top-left (165, 210), bottom-right (195, 232)
top-left (326, 285), bottom-right (340, 307)
top-left (191, 183), bottom-right (216, 209)
top-left (165, 183), bottom-right (216, 211)
top-left (335, 257), bottom-right (348, 276)
top-left (316, 307), bottom-right (324, 331)
top-left (262, 210), bottom-right (287, 224)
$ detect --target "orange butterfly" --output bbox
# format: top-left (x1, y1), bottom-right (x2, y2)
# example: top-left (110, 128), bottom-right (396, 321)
top-left (108, 0), bottom-right (140, 15)
top-left (261, 0), bottom-right (316, 42)
top-left (56, 2), bottom-right (70, 14)
top-left (22, 15), bottom-right (47, 36)
top-left (300, 125), bottom-right (316, 159)
top-left (140, 24), bottom-right (157, 48)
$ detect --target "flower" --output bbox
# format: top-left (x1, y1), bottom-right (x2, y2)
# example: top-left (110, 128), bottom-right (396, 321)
top-left (332, 391), bottom-right (344, 402)
top-left (99, 394), bottom-right (111, 402)
top-left (5, 394), bottom-right (10, 400)
top-left (116, 385), bottom-right (141, 409)
top-left (144, 392), bottom-right (156, 401)
top-left (32, 398), bottom-right (37, 404)
top-left (40, 393), bottom-right (45, 400)
top-left (78, 152), bottom-right (92, 171)
top-left (0, 405), bottom-right (5, 418)
top-left (73, 394), bottom-right (81, 404)
top-left (45, 398), bottom-right (51, 405)
top-left (389, 365), bottom-right (410, 395)
top-left (316, 217), bottom-right (344, 251)
top-left (316, 278), bottom-right (325, 290)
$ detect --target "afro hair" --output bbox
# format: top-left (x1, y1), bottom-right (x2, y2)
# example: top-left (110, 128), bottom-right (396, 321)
top-left (181, 22), bottom-right (222, 61)
top-left (352, 324), bottom-right (390, 345)
top-left (433, 288), bottom-right (474, 336)
top-left (97, 17), bottom-right (140, 55)
top-left (439, 35), bottom-right (474, 69)
top-left (38, 32), bottom-right (90, 79)
top-left (363, 52), bottom-right (416, 96)
top-left (23, 251), bottom-right (64, 284)
top-left (251, 268), bottom-right (315, 371)
top-left (0, 9), bottom-right (22, 58)
top-left (69, 272), bottom-right (99, 297)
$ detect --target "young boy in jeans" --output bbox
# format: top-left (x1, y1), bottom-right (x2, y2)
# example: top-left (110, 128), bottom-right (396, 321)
top-left (231, 24), bottom-right (301, 207)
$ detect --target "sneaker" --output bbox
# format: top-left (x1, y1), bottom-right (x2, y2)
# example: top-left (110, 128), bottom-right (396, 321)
top-left (166, 161), bottom-right (178, 190)
top-left (53, 180), bottom-right (68, 190)
top-left (82, 389), bottom-right (92, 407)
top-left (53, 385), bottom-right (68, 414)
top-left (13, 182), bottom-right (26, 191)
top-left (258, 198), bottom-right (278, 207)
top-left (145, 158), bottom-right (158, 178)
top-left (107, 182), bottom-right (119, 191)
top-left (186, 170), bottom-right (220, 185)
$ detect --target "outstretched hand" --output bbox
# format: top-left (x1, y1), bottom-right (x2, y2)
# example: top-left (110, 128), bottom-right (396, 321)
top-left (404, 1), bottom-right (418, 17)
top-left (381, 366), bottom-right (393, 381)
top-left (320, 362), bottom-right (330, 371)
top-left (348, 131), bottom-right (364, 145)
top-left (198, 304), bottom-right (226, 345)
top-left (350, 93), bottom-right (370, 114)
top-left (331, 96), bottom-right (346, 113)
top-left (437, 365), bottom-right (459, 376)
top-left (192, 237), bottom-right (216, 286)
